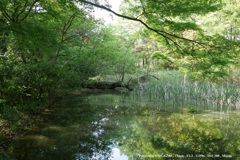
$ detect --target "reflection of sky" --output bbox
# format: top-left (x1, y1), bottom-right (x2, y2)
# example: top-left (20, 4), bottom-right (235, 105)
top-left (111, 147), bottom-right (128, 160)
top-left (91, 117), bottom-right (128, 159)
top-left (92, 0), bottom-right (122, 24)
top-left (90, 147), bottom-right (128, 160)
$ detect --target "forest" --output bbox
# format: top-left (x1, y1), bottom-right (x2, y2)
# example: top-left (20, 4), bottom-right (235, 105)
top-left (1, 0), bottom-right (240, 159)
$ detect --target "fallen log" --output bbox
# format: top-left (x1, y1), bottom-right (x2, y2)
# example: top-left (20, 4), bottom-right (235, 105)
top-left (81, 82), bottom-right (133, 91)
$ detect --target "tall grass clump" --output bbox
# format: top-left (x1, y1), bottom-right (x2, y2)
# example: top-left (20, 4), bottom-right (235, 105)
top-left (133, 70), bottom-right (240, 112)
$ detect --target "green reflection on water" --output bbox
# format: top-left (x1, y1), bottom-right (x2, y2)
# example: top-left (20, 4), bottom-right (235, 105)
top-left (4, 91), bottom-right (240, 160)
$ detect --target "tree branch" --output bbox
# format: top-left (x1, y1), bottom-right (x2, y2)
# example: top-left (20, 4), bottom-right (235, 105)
top-left (19, 0), bottom-right (40, 22)
top-left (80, 0), bottom-right (167, 36)
top-left (18, 0), bottom-right (30, 18)
top-left (80, 0), bottom-right (210, 48)
top-left (1, 10), bottom-right (12, 22)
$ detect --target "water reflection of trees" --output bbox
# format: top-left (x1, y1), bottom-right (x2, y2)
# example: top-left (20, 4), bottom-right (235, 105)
top-left (7, 94), bottom-right (116, 160)
top-left (81, 94), bottom-right (240, 159)
top-left (120, 112), bottom-right (240, 159)
top-left (6, 93), bottom-right (240, 159)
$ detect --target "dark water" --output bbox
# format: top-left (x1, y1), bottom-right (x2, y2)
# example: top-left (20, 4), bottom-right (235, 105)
top-left (3, 91), bottom-right (240, 159)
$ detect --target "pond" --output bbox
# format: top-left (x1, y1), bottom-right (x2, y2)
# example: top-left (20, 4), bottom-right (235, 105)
top-left (3, 90), bottom-right (240, 159)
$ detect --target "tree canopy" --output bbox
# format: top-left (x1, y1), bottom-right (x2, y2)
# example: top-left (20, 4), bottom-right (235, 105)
top-left (78, 0), bottom-right (239, 80)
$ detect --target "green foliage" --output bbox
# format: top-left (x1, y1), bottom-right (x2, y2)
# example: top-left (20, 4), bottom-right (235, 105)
top-left (123, 0), bottom-right (221, 33)
top-left (90, 26), bottom-right (137, 82)
top-left (0, 0), bottom-right (138, 126)
top-left (152, 51), bottom-right (176, 69)
top-left (0, 0), bottom-right (93, 122)
top-left (123, 0), bottom-right (221, 18)
top-left (150, 114), bottom-right (238, 156)
top-left (0, 0), bottom-right (79, 117)
top-left (198, 0), bottom-right (240, 39)
top-left (121, 0), bottom-right (239, 80)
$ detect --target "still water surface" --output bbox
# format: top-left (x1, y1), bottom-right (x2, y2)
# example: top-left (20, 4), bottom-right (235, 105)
top-left (6, 91), bottom-right (240, 159)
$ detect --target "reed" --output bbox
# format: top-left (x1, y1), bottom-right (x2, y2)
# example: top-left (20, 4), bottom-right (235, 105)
top-left (133, 71), bottom-right (240, 112)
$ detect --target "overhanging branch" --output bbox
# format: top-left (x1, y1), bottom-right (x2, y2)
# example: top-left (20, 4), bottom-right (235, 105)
top-left (80, 0), bottom-right (210, 49)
